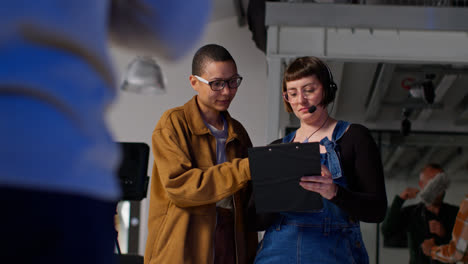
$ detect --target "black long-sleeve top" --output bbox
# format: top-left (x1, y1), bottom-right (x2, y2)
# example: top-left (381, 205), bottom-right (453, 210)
top-left (329, 124), bottom-right (387, 223)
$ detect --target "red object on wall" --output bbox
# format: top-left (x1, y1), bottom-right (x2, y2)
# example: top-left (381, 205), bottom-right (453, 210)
top-left (401, 77), bottom-right (415, 90)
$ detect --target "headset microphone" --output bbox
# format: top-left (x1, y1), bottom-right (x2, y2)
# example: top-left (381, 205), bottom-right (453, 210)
top-left (308, 105), bottom-right (317, 113)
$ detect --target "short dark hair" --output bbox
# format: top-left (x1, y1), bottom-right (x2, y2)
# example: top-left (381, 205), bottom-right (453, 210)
top-left (282, 56), bottom-right (336, 113)
top-left (423, 163), bottom-right (444, 172)
top-left (192, 44), bottom-right (235, 76)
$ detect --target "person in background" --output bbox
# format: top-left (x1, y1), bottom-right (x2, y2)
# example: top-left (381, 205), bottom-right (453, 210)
top-left (0, 1), bottom-right (210, 263)
top-left (144, 44), bottom-right (258, 264)
top-left (254, 56), bottom-right (388, 264)
top-left (381, 164), bottom-right (459, 264)
top-left (421, 194), bottom-right (468, 263)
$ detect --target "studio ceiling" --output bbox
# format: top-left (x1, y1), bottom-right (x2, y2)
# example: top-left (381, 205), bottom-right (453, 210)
top-left (331, 62), bottom-right (468, 181)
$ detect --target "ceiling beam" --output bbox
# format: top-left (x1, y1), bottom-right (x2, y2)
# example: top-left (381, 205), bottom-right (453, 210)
top-left (389, 133), bottom-right (468, 147)
top-left (445, 148), bottom-right (467, 174)
top-left (365, 63), bottom-right (395, 122)
top-left (395, 65), bottom-right (468, 75)
top-left (410, 147), bottom-right (438, 176)
top-left (454, 104), bottom-right (468, 126)
top-left (266, 2), bottom-right (468, 31)
top-left (384, 145), bottom-right (406, 173)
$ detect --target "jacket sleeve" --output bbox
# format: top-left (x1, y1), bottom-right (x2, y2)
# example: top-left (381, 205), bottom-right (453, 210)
top-left (152, 126), bottom-right (251, 208)
top-left (381, 196), bottom-right (411, 239)
top-left (330, 124), bottom-right (388, 223)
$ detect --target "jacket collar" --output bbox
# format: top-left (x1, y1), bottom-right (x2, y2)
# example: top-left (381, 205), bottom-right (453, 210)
top-left (183, 95), bottom-right (239, 140)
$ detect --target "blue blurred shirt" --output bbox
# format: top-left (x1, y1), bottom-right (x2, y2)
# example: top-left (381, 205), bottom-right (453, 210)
top-left (0, 0), bottom-right (211, 201)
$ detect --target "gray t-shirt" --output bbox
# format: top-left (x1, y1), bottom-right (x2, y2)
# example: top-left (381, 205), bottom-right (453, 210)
top-left (205, 117), bottom-right (232, 209)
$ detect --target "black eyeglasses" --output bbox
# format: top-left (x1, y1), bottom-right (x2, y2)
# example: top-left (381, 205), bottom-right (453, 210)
top-left (194, 75), bottom-right (243, 91)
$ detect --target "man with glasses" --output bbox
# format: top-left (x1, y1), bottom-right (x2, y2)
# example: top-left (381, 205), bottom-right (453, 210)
top-left (145, 44), bottom-right (257, 264)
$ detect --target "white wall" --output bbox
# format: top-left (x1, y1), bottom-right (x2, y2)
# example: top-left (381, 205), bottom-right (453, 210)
top-left (106, 16), bottom-right (268, 255)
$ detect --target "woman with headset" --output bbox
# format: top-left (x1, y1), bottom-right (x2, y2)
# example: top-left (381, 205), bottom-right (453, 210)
top-left (254, 57), bottom-right (388, 264)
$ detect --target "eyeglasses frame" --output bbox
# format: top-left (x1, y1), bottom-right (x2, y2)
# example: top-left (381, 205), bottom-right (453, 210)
top-left (282, 89), bottom-right (315, 103)
top-left (194, 75), bottom-right (243, 91)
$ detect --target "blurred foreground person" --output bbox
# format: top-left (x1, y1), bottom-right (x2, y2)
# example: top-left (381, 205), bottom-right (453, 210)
top-left (0, 1), bottom-right (210, 263)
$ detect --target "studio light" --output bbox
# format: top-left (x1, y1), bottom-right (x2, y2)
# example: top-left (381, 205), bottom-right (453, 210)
top-left (121, 56), bottom-right (166, 94)
top-left (408, 73), bottom-right (436, 104)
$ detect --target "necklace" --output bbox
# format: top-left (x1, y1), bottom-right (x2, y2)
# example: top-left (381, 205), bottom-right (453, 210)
top-left (303, 115), bottom-right (330, 143)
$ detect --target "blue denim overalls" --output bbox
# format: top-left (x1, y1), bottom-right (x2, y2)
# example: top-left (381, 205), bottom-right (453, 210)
top-left (254, 121), bottom-right (369, 264)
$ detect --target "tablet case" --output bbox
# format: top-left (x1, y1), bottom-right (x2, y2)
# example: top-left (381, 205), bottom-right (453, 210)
top-left (248, 142), bottom-right (323, 213)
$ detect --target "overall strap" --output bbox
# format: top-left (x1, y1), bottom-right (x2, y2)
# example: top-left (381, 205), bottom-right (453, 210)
top-left (282, 131), bottom-right (296, 143)
top-left (320, 121), bottom-right (350, 179)
top-left (332, 120), bottom-right (350, 142)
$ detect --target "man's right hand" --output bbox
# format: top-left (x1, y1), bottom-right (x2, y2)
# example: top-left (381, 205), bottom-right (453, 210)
top-left (421, 238), bottom-right (436, 256)
top-left (399, 187), bottom-right (420, 200)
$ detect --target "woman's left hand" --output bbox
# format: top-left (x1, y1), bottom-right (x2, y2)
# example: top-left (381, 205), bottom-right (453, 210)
top-left (300, 164), bottom-right (337, 200)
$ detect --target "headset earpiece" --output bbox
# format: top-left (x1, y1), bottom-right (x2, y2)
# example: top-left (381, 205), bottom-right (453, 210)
top-left (323, 61), bottom-right (337, 102)
top-left (329, 81), bottom-right (337, 92)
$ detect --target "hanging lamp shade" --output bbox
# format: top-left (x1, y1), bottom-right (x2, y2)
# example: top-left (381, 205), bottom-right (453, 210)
top-left (121, 56), bottom-right (166, 94)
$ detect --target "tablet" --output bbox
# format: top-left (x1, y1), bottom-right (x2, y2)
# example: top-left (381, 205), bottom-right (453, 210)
top-left (248, 142), bottom-right (323, 213)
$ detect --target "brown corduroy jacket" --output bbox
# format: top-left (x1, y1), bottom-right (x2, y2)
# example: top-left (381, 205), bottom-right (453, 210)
top-left (144, 96), bottom-right (258, 264)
